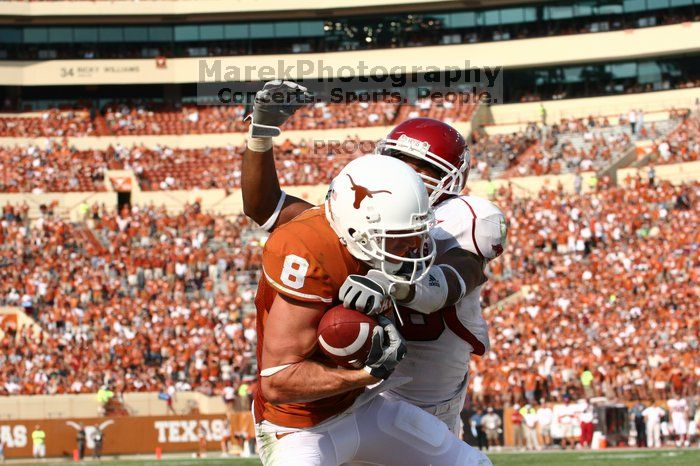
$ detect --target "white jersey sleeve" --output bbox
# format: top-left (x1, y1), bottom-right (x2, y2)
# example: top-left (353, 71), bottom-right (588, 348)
top-left (432, 195), bottom-right (507, 260)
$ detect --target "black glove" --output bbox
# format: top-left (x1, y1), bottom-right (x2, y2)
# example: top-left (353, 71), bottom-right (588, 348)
top-left (363, 316), bottom-right (407, 380)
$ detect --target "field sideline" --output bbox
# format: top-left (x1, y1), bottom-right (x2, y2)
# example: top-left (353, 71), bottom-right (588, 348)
top-left (6, 449), bottom-right (700, 466)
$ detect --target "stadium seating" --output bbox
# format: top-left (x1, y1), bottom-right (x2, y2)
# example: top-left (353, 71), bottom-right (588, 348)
top-left (0, 109), bottom-right (97, 137)
top-left (0, 202), bottom-right (261, 395)
top-left (0, 143), bottom-right (108, 193)
top-left (470, 179), bottom-right (698, 405)
top-left (478, 111), bottom-right (691, 179)
top-left (1, 179), bottom-right (696, 400)
top-left (285, 101), bottom-right (401, 130)
top-left (101, 103), bottom-right (248, 136)
top-left (647, 111), bottom-right (700, 165)
top-left (1, 101), bottom-right (418, 137)
top-left (1, 110), bottom-right (694, 193)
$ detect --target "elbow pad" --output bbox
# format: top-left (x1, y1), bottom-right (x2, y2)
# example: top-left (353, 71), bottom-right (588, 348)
top-left (404, 265), bottom-right (458, 314)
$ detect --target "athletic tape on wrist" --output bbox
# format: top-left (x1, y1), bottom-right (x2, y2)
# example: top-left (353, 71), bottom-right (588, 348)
top-left (247, 135), bottom-right (273, 152)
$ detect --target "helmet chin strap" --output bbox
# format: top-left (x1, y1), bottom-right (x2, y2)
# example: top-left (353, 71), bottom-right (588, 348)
top-left (389, 294), bottom-right (405, 327)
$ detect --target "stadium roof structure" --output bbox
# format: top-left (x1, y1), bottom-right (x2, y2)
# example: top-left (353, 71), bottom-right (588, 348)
top-left (0, 0), bottom-right (553, 25)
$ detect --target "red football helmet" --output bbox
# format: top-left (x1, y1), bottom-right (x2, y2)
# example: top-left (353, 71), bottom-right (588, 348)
top-left (376, 118), bottom-right (470, 205)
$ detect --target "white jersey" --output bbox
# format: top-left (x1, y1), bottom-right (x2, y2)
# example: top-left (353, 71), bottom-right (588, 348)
top-left (668, 398), bottom-right (688, 419)
top-left (668, 398), bottom-right (689, 434)
top-left (643, 406), bottom-right (664, 424)
top-left (388, 195), bottom-right (507, 407)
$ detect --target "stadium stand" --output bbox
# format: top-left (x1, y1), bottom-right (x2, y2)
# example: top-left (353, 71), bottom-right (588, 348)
top-left (0, 108), bottom-right (97, 137)
top-left (1, 108), bottom-right (694, 192)
top-left (101, 103), bottom-right (248, 136)
top-left (647, 111), bottom-right (700, 165)
top-left (471, 178), bottom-right (699, 406)
top-left (0, 98), bottom-right (476, 137)
top-left (2, 3), bottom-right (699, 60)
top-left (1, 179), bottom-right (696, 401)
top-left (0, 143), bottom-right (108, 193)
top-left (0, 202), bottom-right (261, 396)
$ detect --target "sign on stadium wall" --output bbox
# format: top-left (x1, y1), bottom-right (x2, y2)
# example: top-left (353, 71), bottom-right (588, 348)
top-left (0, 413), bottom-right (254, 459)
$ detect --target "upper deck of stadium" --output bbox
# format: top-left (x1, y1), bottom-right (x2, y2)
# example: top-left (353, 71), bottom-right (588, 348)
top-left (0, 0), bottom-right (547, 21)
top-left (0, 0), bottom-right (698, 60)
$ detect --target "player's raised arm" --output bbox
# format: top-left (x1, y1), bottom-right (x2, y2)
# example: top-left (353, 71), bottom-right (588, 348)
top-left (242, 80), bottom-right (313, 231)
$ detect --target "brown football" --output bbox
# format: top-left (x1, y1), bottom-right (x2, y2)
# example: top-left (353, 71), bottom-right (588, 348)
top-left (317, 305), bottom-right (378, 369)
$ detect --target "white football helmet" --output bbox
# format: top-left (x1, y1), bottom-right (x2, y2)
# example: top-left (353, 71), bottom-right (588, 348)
top-left (325, 155), bottom-right (436, 284)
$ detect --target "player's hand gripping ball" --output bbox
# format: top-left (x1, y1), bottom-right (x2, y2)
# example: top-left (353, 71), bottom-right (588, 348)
top-left (317, 305), bottom-right (379, 369)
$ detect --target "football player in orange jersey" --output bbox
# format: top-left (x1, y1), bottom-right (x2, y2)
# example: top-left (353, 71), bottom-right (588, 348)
top-left (252, 153), bottom-right (491, 465)
top-left (243, 82), bottom-right (505, 440)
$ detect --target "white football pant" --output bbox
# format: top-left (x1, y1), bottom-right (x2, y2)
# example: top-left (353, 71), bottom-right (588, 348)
top-left (382, 387), bottom-right (467, 435)
top-left (256, 395), bottom-right (491, 466)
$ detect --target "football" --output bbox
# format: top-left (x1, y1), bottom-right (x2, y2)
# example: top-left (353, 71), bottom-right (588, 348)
top-left (317, 305), bottom-right (379, 369)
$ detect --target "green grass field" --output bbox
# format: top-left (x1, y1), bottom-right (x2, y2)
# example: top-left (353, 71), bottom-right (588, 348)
top-left (9, 449), bottom-right (700, 466)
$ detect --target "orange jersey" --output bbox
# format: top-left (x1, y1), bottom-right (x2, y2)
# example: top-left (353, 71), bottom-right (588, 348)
top-left (254, 206), bottom-right (368, 428)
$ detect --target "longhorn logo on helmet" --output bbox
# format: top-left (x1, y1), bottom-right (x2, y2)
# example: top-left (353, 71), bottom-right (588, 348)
top-left (346, 174), bottom-right (392, 209)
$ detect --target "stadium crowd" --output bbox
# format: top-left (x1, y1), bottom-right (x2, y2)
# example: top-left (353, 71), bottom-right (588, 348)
top-left (489, 110), bottom-right (695, 178)
top-left (101, 102), bottom-right (248, 136)
top-left (1, 110), bottom-right (693, 193)
top-left (0, 142), bottom-right (109, 193)
top-left (0, 138), bottom-right (370, 192)
top-left (647, 112), bottom-right (700, 165)
top-left (470, 178), bottom-right (699, 406)
top-left (0, 109), bottom-right (97, 137)
top-left (0, 176), bottom-right (697, 405)
top-left (0, 201), bottom-right (261, 396)
top-left (0, 97), bottom-right (479, 137)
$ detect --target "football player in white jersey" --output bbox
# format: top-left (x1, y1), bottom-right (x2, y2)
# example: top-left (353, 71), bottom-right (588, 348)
top-left (668, 395), bottom-right (690, 447)
top-left (242, 81), bottom-right (506, 436)
top-left (362, 118), bottom-right (506, 434)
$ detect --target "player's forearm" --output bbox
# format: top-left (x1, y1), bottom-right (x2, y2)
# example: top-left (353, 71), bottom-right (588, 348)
top-left (438, 249), bottom-right (487, 305)
top-left (241, 146), bottom-right (283, 226)
top-left (262, 359), bottom-right (378, 405)
top-left (399, 250), bottom-right (486, 313)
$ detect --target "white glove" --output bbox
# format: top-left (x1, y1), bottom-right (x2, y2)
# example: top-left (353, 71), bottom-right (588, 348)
top-left (363, 316), bottom-right (407, 380)
top-left (247, 80), bottom-right (311, 138)
top-left (339, 270), bottom-right (410, 315)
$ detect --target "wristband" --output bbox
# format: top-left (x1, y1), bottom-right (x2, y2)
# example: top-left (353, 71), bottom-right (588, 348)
top-left (404, 265), bottom-right (450, 314)
top-left (246, 133), bottom-right (273, 152)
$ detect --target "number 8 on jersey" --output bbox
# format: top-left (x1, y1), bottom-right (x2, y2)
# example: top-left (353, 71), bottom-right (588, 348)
top-left (281, 254), bottom-right (309, 289)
